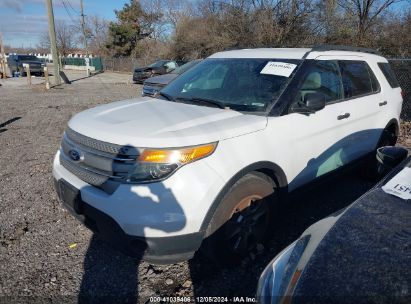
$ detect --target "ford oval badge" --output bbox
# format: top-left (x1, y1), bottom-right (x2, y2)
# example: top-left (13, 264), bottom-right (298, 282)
top-left (68, 149), bottom-right (81, 162)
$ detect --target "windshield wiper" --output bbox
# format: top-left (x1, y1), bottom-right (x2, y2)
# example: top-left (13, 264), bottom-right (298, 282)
top-left (157, 92), bottom-right (175, 102)
top-left (175, 96), bottom-right (226, 109)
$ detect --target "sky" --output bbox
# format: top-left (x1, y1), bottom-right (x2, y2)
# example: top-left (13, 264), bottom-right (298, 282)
top-left (0, 0), bottom-right (129, 48)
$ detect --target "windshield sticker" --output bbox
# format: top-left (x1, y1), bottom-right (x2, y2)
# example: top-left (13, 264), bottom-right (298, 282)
top-left (260, 62), bottom-right (297, 77)
top-left (382, 167), bottom-right (411, 200)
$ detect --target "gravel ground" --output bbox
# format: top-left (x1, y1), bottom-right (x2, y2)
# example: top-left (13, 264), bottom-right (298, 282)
top-left (0, 71), bottom-right (410, 303)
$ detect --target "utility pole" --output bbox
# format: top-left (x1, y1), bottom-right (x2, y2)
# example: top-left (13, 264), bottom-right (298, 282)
top-left (80, 0), bottom-right (88, 56)
top-left (45, 0), bottom-right (61, 85)
top-left (0, 32), bottom-right (7, 78)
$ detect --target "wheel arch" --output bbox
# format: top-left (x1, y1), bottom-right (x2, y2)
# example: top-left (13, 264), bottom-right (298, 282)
top-left (384, 118), bottom-right (399, 136)
top-left (200, 161), bottom-right (288, 234)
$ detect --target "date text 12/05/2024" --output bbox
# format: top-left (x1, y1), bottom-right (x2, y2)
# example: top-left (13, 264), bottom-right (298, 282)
top-left (149, 296), bottom-right (257, 303)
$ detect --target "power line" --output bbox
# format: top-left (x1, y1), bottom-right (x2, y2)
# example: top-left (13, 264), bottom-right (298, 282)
top-left (61, 0), bottom-right (76, 22)
top-left (66, 0), bottom-right (80, 15)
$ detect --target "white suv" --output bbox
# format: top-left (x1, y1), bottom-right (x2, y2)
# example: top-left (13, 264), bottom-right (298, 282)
top-left (53, 46), bottom-right (403, 264)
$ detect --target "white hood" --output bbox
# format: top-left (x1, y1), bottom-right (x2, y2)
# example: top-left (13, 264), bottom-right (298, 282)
top-left (68, 98), bottom-right (267, 148)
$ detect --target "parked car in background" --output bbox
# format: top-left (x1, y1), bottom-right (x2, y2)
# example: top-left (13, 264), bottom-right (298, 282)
top-left (132, 60), bottom-right (186, 84)
top-left (8, 54), bottom-right (45, 76)
top-left (257, 146), bottom-right (410, 304)
top-left (142, 60), bottom-right (202, 97)
top-left (53, 46), bottom-right (402, 265)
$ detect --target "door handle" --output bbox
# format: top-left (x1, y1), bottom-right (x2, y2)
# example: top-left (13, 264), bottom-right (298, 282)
top-left (379, 101), bottom-right (387, 106)
top-left (337, 113), bottom-right (350, 120)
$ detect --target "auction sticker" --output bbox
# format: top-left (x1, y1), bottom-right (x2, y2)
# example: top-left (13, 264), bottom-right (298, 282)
top-left (382, 167), bottom-right (411, 200)
top-left (260, 61), bottom-right (297, 77)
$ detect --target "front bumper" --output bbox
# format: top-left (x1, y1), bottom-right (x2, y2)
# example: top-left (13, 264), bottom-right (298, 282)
top-left (54, 178), bottom-right (203, 264)
top-left (52, 150), bottom-right (225, 263)
top-left (133, 73), bottom-right (149, 83)
top-left (21, 65), bottom-right (43, 73)
top-left (30, 66), bottom-right (43, 73)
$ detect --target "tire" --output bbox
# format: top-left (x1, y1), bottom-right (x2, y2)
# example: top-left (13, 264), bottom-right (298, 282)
top-left (201, 172), bottom-right (276, 265)
top-left (377, 128), bottom-right (397, 147)
top-left (18, 67), bottom-right (26, 77)
top-left (360, 128), bottom-right (397, 180)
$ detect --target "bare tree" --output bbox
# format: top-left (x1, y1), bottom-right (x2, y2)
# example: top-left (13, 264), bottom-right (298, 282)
top-left (375, 8), bottom-right (411, 56)
top-left (337, 0), bottom-right (403, 44)
top-left (38, 20), bottom-right (78, 56)
top-left (85, 15), bottom-right (109, 55)
top-left (42, 0), bottom-right (409, 60)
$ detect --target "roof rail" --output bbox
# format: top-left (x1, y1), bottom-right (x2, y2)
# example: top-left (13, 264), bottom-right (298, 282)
top-left (311, 44), bottom-right (381, 55)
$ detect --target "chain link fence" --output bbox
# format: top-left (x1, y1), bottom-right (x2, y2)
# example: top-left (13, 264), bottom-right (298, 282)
top-left (61, 57), bottom-right (104, 71)
top-left (389, 59), bottom-right (411, 121)
top-left (101, 57), bottom-right (150, 73)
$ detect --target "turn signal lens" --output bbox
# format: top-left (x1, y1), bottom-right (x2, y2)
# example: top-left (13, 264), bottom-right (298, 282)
top-left (139, 143), bottom-right (217, 164)
top-left (127, 143), bottom-right (217, 183)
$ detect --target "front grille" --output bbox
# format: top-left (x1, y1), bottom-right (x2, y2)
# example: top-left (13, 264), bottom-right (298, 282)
top-left (65, 128), bottom-right (137, 156)
top-left (60, 128), bottom-right (139, 186)
top-left (60, 155), bottom-right (108, 186)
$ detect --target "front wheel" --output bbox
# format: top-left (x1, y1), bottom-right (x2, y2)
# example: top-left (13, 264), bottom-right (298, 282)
top-left (201, 172), bottom-right (276, 265)
top-left (18, 67), bottom-right (26, 77)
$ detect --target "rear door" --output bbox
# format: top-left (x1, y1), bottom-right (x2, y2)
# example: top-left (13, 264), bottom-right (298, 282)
top-left (316, 56), bottom-right (383, 162)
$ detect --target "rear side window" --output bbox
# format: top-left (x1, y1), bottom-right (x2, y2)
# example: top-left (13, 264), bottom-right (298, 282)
top-left (378, 62), bottom-right (400, 88)
top-left (339, 61), bottom-right (377, 98)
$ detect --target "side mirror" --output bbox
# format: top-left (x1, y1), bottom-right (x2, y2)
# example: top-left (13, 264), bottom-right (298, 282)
top-left (304, 92), bottom-right (326, 112)
top-left (376, 146), bottom-right (408, 175)
top-left (291, 92), bottom-right (326, 114)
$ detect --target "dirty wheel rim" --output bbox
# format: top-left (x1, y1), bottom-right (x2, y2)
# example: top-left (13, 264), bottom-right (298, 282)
top-left (224, 195), bottom-right (270, 256)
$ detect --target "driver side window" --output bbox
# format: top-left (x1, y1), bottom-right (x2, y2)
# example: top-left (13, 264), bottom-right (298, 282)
top-left (185, 65), bottom-right (228, 91)
top-left (296, 61), bottom-right (342, 104)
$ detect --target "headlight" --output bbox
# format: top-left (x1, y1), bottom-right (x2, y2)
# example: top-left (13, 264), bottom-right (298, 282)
top-left (126, 142), bottom-right (217, 183)
top-left (257, 235), bottom-right (310, 304)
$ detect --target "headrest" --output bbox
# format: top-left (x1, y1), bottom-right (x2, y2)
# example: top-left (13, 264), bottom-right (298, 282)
top-left (302, 72), bottom-right (321, 90)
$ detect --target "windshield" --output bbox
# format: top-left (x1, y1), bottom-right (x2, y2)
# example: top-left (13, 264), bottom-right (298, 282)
top-left (172, 60), bottom-right (201, 75)
top-left (160, 58), bottom-right (301, 112)
top-left (148, 60), bottom-right (168, 68)
top-left (18, 55), bottom-right (40, 62)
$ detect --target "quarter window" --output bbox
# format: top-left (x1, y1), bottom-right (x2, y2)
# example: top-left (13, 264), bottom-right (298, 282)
top-left (339, 61), bottom-right (377, 98)
top-left (295, 60), bottom-right (342, 103)
top-left (378, 62), bottom-right (400, 88)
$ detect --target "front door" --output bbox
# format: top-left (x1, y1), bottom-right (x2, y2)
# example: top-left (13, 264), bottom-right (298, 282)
top-left (270, 59), bottom-right (354, 190)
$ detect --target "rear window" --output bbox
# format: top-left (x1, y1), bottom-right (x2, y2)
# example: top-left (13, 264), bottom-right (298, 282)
top-left (378, 62), bottom-right (400, 88)
top-left (339, 61), bottom-right (378, 98)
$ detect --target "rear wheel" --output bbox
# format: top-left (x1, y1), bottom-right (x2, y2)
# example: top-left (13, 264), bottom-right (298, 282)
top-left (361, 127), bottom-right (397, 180)
top-left (201, 172), bottom-right (276, 265)
top-left (378, 127), bottom-right (397, 147)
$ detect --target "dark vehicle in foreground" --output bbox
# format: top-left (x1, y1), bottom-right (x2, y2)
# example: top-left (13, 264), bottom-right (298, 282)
top-left (257, 146), bottom-right (410, 304)
top-left (8, 54), bottom-right (45, 76)
top-left (142, 60), bottom-right (202, 97)
top-left (132, 60), bottom-right (186, 84)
